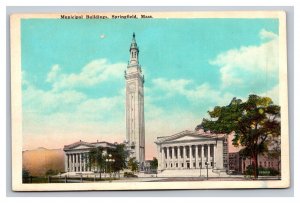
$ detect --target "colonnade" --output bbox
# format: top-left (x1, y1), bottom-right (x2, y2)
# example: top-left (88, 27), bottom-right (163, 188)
top-left (65, 152), bottom-right (90, 172)
top-left (159, 144), bottom-right (217, 170)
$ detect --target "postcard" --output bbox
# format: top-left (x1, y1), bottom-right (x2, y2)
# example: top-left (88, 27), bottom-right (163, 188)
top-left (10, 11), bottom-right (289, 191)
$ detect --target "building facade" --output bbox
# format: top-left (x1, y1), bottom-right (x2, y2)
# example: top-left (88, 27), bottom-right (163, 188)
top-left (227, 133), bottom-right (281, 175)
top-left (124, 33), bottom-right (145, 163)
top-left (63, 140), bottom-right (115, 173)
top-left (228, 152), bottom-right (281, 174)
top-left (155, 129), bottom-right (228, 172)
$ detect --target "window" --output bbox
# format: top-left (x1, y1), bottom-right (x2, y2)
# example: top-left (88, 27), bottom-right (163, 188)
top-left (182, 163), bottom-right (184, 167)
top-left (176, 163), bottom-right (178, 167)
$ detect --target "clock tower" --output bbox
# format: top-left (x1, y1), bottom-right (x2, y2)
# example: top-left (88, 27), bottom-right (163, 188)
top-left (124, 33), bottom-right (145, 164)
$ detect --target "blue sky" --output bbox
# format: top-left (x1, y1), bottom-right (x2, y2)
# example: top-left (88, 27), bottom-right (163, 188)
top-left (21, 18), bottom-right (279, 159)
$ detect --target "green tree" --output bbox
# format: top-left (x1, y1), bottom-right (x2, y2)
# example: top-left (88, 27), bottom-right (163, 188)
top-left (87, 146), bottom-right (105, 179)
top-left (150, 157), bottom-right (158, 171)
top-left (201, 95), bottom-right (280, 179)
top-left (128, 157), bottom-right (138, 173)
top-left (107, 144), bottom-right (128, 176)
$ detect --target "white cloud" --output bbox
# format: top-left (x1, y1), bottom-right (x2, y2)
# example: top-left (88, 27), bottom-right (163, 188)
top-left (152, 78), bottom-right (192, 96)
top-left (47, 59), bottom-right (126, 90)
top-left (210, 29), bottom-right (279, 88)
top-left (23, 82), bottom-right (126, 149)
top-left (46, 64), bottom-right (61, 83)
top-left (151, 78), bottom-right (234, 107)
top-left (22, 59), bottom-right (128, 150)
top-left (260, 29), bottom-right (278, 40)
top-left (23, 85), bottom-right (87, 114)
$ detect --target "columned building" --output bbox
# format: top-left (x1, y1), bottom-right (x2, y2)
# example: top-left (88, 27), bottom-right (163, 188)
top-left (155, 129), bottom-right (228, 172)
top-left (124, 33), bottom-right (145, 163)
top-left (63, 140), bottom-right (116, 173)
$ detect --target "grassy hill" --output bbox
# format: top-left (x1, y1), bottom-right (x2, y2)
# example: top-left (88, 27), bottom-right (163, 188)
top-left (22, 147), bottom-right (65, 176)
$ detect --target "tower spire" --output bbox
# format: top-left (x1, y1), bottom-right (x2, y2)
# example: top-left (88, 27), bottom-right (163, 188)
top-left (129, 32), bottom-right (139, 65)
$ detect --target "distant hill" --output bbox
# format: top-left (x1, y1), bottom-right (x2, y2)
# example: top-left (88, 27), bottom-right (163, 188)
top-left (22, 147), bottom-right (65, 176)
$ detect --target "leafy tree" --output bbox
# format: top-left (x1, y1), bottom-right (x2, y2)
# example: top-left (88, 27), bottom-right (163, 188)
top-left (128, 157), bottom-right (138, 173)
top-left (150, 157), bottom-right (158, 171)
top-left (201, 95), bottom-right (280, 179)
top-left (107, 144), bottom-right (128, 176)
top-left (87, 146), bottom-right (105, 178)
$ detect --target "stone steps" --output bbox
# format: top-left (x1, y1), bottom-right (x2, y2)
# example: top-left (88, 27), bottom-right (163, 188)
top-left (157, 169), bottom-right (228, 177)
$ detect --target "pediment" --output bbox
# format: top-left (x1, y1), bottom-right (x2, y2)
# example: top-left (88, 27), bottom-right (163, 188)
top-left (71, 145), bottom-right (92, 150)
top-left (156, 130), bottom-right (223, 144)
top-left (163, 134), bottom-right (211, 143)
top-left (64, 141), bottom-right (95, 150)
top-left (171, 135), bottom-right (203, 142)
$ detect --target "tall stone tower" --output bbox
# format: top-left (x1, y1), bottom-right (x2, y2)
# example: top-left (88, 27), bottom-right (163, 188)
top-left (124, 33), bottom-right (145, 163)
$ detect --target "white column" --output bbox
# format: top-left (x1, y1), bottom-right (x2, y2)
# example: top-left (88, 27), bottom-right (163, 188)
top-left (70, 154), bottom-right (73, 172)
top-left (76, 154), bottom-right (78, 171)
top-left (69, 154), bottom-right (72, 172)
top-left (157, 145), bottom-right (162, 171)
top-left (177, 146), bottom-right (180, 169)
top-left (208, 144), bottom-right (211, 168)
top-left (177, 146), bottom-right (180, 168)
top-left (172, 147), bottom-right (175, 169)
top-left (78, 154), bottom-right (80, 172)
top-left (64, 154), bottom-right (68, 172)
top-left (82, 153), bottom-right (85, 172)
top-left (86, 153), bottom-right (89, 171)
top-left (213, 144), bottom-right (217, 169)
top-left (201, 145), bottom-right (205, 168)
top-left (74, 154), bottom-right (77, 172)
top-left (166, 147), bottom-right (170, 169)
top-left (178, 146), bottom-right (183, 168)
top-left (195, 145), bottom-right (199, 169)
top-left (82, 152), bottom-right (86, 172)
top-left (79, 153), bottom-right (82, 172)
top-left (162, 147), bottom-right (165, 169)
top-left (73, 154), bottom-right (75, 172)
top-left (189, 145), bottom-right (192, 169)
top-left (183, 146), bottom-right (186, 169)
